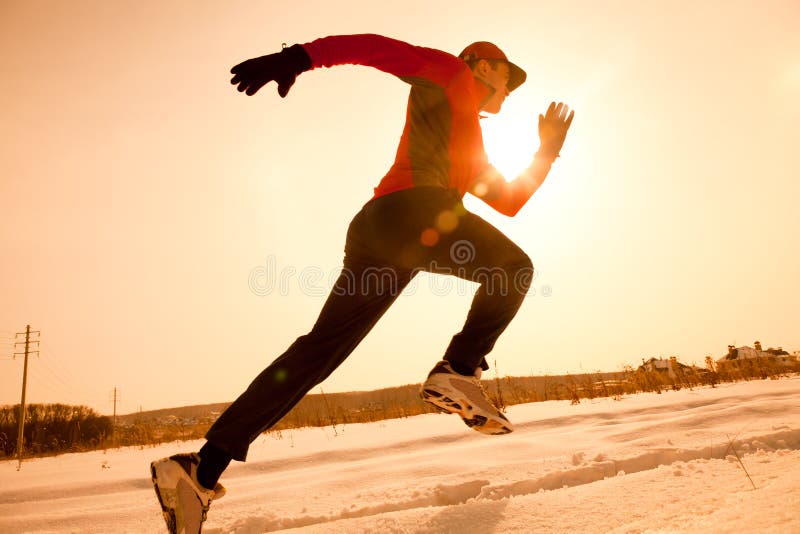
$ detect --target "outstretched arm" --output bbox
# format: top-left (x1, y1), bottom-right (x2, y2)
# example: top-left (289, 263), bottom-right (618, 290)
top-left (471, 102), bottom-right (575, 216)
top-left (303, 34), bottom-right (463, 86)
top-left (230, 34), bottom-right (463, 97)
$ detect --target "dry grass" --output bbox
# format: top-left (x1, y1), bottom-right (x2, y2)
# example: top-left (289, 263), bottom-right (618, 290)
top-left (3, 357), bottom-right (798, 460)
top-left (725, 432), bottom-right (757, 490)
top-left (117, 356), bottom-right (797, 449)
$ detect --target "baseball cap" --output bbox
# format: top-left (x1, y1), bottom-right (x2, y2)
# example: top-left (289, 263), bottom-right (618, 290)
top-left (458, 41), bottom-right (526, 92)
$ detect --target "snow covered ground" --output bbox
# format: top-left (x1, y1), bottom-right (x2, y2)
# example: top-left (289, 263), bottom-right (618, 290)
top-left (1, 377), bottom-right (799, 533)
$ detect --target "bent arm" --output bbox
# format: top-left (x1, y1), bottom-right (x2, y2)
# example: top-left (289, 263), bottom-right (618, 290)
top-left (469, 155), bottom-right (556, 217)
top-left (472, 102), bottom-right (574, 216)
top-left (302, 34), bottom-right (464, 87)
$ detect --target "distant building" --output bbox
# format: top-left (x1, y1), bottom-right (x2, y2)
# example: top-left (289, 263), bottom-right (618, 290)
top-left (717, 342), bottom-right (796, 368)
top-left (638, 356), bottom-right (694, 379)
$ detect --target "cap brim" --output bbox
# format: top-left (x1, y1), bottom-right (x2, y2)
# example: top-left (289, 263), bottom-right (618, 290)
top-left (508, 61), bottom-right (526, 92)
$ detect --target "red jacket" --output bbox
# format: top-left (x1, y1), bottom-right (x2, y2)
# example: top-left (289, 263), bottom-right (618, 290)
top-left (303, 34), bottom-right (539, 216)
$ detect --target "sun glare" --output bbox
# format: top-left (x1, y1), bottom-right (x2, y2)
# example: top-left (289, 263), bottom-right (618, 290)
top-left (481, 112), bottom-right (540, 180)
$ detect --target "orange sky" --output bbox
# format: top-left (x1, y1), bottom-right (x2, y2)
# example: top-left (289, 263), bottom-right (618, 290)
top-left (1, 1), bottom-right (799, 414)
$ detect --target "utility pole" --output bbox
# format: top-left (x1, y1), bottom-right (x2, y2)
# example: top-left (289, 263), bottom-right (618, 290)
top-left (109, 387), bottom-right (121, 444)
top-left (14, 325), bottom-right (40, 470)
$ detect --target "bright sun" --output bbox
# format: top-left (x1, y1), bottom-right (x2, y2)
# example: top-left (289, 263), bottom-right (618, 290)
top-left (480, 112), bottom-right (540, 180)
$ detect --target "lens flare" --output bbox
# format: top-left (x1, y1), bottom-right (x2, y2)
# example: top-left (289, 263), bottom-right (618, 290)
top-left (420, 228), bottom-right (439, 247)
top-left (436, 210), bottom-right (459, 233)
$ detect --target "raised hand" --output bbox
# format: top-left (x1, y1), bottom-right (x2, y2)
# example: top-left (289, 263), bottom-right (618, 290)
top-left (537, 102), bottom-right (575, 160)
top-left (230, 44), bottom-right (312, 97)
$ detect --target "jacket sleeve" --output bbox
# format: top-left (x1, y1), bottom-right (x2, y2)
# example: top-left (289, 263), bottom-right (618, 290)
top-left (469, 156), bottom-right (555, 217)
top-left (302, 34), bottom-right (465, 88)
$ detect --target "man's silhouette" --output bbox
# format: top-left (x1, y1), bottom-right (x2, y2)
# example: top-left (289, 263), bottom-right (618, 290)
top-left (151, 33), bottom-right (573, 533)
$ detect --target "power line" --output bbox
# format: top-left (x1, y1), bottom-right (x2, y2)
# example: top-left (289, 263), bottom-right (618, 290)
top-left (36, 339), bottom-right (105, 409)
top-left (35, 353), bottom-right (72, 389)
top-left (0, 336), bottom-right (17, 358)
top-left (26, 357), bottom-right (99, 409)
top-left (28, 363), bottom-right (73, 400)
top-left (5, 333), bottom-right (109, 413)
top-left (39, 340), bottom-right (81, 385)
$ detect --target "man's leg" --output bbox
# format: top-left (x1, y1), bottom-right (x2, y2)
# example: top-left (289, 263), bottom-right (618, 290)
top-left (417, 209), bottom-right (531, 434)
top-left (344, 188), bottom-right (532, 434)
top-left (365, 196), bottom-right (525, 435)
top-left (203, 261), bottom-right (414, 464)
top-left (151, 204), bottom-right (413, 532)
top-left (423, 211), bottom-right (533, 373)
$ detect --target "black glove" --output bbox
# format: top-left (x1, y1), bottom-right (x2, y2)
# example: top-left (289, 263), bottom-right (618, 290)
top-left (230, 44), bottom-right (312, 97)
top-left (536, 102), bottom-right (575, 160)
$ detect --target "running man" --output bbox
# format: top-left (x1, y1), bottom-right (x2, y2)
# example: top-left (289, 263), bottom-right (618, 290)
top-left (151, 33), bottom-right (573, 533)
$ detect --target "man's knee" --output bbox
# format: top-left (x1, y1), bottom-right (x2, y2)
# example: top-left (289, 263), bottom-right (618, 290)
top-left (473, 251), bottom-right (533, 297)
top-left (509, 252), bottom-right (534, 294)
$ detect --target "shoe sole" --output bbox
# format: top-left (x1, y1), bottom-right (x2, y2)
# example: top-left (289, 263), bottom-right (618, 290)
top-left (421, 388), bottom-right (512, 435)
top-left (151, 459), bottom-right (206, 534)
top-left (151, 462), bottom-right (178, 533)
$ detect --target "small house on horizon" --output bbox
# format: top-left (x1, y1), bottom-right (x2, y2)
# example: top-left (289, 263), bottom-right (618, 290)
top-left (717, 341), bottom-right (796, 367)
top-left (638, 356), bottom-right (695, 379)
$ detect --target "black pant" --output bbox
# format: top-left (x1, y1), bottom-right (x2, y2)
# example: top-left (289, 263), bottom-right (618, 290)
top-left (206, 187), bottom-right (533, 460)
